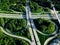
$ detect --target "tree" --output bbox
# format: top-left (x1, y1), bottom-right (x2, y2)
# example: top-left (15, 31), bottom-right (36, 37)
top-left (0, 18), bottom-right (5, 27)
top-left (34, 18), bottom-right (55, 34)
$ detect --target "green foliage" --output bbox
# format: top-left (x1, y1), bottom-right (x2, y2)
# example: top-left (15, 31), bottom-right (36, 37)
top-left (30, 1), bottom-right (42, 13)
top-left (34, 19), bottom-right (56, 45)
top-left (43, 8), bottom-right (50, 12)
top-left (0, 0), bottom-right (60, 12)
top-left (0, 30), bottom-right (30, 45)
top-left (38, 32), bottom-right (49, 45)
top-left (0, 0), bottom-right (26, 12)
top-left (0, 18), bottom-right (5, 27)
top-left (0, 18), bottom-right (11, 27)
top-left (34, 18), bottom-right (56, 34)
top-left (0, 18), bottom-right (30, 45)
top-left (7, 19), bottom-right (26, 32)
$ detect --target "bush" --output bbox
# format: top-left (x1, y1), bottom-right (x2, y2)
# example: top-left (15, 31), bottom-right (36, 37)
top-left (0, 18), bottom-right (30, 45)
top-left (30, 1), bottom-right (42, 13)
top-left (34, 18), bottom-right (56, 34)
top-left (0, 29), bottom-right (30, 45)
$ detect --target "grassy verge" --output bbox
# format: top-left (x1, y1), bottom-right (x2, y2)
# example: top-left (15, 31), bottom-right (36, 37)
top-left (37, 32), bottom-right (49, 45)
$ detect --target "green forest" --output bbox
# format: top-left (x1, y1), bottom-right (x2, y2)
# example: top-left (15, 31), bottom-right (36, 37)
top-left (0, 0), bottom-right (60, 13)
top-left (0, 18), bottom-right (57, 45)
top-left (34, 18), bottom-right (56, 34)
top-left (0, 18), bottom-right (31, 45)
top-left (34, 18), bottom-right (56, 45)
top-left (0, 0), bottom-right (59, 45)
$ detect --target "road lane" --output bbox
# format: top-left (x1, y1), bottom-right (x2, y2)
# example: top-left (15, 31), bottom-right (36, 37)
top-left (0, 26), bottom-right (31, 44)
top-left (44, 34), bottom-right (58, 45)
top-left (0, 13), bottom-right (60, 19)
top-left (26, 0), bottom-right (36, 45)
top-left (28, 0), bottom-right (41, 45)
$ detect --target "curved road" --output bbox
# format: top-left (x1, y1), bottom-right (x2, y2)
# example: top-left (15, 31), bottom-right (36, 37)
top-left (0, 26), bottom-right (31, 44)
top-left (43, 3), bottom-right (60, 45)
top-left (26, 0), bottom-right (36, 45)
top-left (44, 34), bottom-right (58, 45)
top-left (0, 1), bottom-right (59, 45)
top-left (52, 4), bottom-right (60, 23)
top-left (36, 24), bottom-right (58, 36)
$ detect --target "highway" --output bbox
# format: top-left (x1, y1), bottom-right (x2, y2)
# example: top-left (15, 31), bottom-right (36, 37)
top-left (52, 4), bottom-right (60, 23)
top-left (0, 0), bottom-right (60, 45)
top-left (26, 0), bottom-right (36, 45)
top-left (44, 34), bottom-right (58, 45)
top-left (48, 0), bottom-right (60, 23)
top-left (0, 13), bottom-right (60, 19)
top-left (0, 26), bottom-right (31, 44)
top-left (43, 3), bottom-right (60, 45)
top-left (26, 0), bottom-right (41, 45)
top-left (0, 0), bottom-right (42, 45)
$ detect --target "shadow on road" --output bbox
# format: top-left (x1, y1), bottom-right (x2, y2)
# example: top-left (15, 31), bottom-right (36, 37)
top-left (48, 13), bottom-right (54, 20)
top-left (22, 12), bottom-right (26, 19)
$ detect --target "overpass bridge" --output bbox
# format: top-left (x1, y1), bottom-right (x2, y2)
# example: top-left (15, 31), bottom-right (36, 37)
top-left (0, 13), bottom-right (60, 19)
